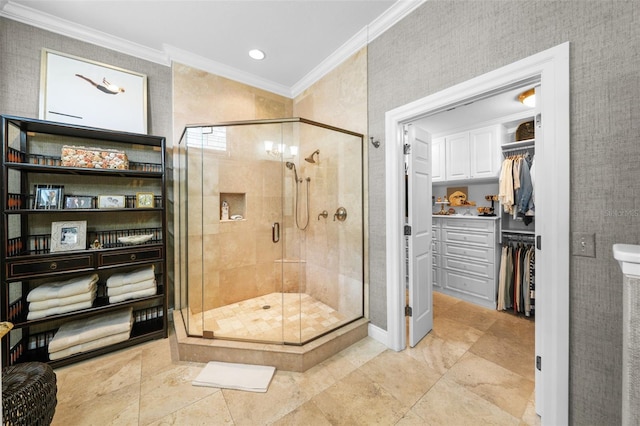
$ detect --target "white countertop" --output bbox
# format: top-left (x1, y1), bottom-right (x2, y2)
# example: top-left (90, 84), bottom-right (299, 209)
top-left (432, 214), bottom-right (500, 221)
top-left (613, 244), bottom-right (640, 277)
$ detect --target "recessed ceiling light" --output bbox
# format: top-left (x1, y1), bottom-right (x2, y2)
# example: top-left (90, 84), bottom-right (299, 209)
top-left (249, 49), bottom-right (265, 60)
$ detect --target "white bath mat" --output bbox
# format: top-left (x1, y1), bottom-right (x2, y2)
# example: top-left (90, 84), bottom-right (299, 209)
top-left (192, 361), bottom-right (276, 393)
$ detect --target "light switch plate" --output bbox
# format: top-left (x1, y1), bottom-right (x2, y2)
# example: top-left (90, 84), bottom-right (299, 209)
top-left (572, 232), bottom-right (596, 257)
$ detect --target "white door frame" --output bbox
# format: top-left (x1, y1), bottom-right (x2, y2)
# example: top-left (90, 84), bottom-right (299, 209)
top-left (384, 42), bottom-right (570, 425)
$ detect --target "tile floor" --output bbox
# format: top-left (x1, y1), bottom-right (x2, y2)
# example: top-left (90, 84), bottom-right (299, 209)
top-left (51, 292), bottom-right (539, 425)
top-left (186, 292), bottom-right (347, 343)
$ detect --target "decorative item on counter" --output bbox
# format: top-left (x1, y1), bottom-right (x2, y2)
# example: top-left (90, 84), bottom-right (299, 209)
top-left (221, 201), bottom-right (229, 220)
top-left (97, 195), bottom-right (125, 209)
top-left (435, 196), bottom-right (450, 215)
top-left (90, 239), bottom-right (103, 250)
top-left (446, 187), bottom-right (476, 207)
top-left (61, 145), bottom-right (128, 169)
top-left (135, 192), bottom-right (155, 208)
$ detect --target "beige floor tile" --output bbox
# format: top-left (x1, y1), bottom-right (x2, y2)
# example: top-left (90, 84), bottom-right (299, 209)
top-left (406, 332), bottom-right (470, 375)
top-left (139, 364), bottom-right (219, 425)
top-left (436, 299), bottom-right (499, 332)
top-left (520, 390), bottom-right (541, 426)
top-left (430, 315), bottom-right (484, 346)
top-left (333, 335), bottom-right (387, 368)
top-left (271, 400), bottom-right (332, 426)
top-left (52, 382), bottom-right (141, 426)
top-left (410, 376), bottom-right (520, 425)
top-left (311, 369), bottom-right (406, 425)
top-left (54, 348), bottom-right (142, 407)
top-left (222, 371), bottom-right (310, 425)
top-left (147, 391), bottom-right (234, 425)
top-left (358, 349), bottom-right (442, 409)
top-left (445, 351), bottom-right (534, 419)
top-left (469, 330), bottom-right (535, 381)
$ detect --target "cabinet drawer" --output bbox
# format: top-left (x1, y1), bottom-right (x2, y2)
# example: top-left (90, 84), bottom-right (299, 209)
top-left (99, 246), bottom-right (163, 267)
top-left (432, 254), bottom-right (440, 269)
top-left (7, 254), bottom-right (94, 279)
top-left (432, 241), bottom-right (440, 254)
top-left (443, 256), bottom-right (494, 279)
top-left (442, 229), bottom-right (494, 247)
top-left (442, 218), bottom-right (495, 232)
top-left (442, 269), bottom-right (493, 300)
top-left (443, 242), bottom-right (493, 263)
top-left (432, 227), bottom-right (440, 241)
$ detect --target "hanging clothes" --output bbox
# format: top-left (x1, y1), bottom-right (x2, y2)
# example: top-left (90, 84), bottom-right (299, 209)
top-left (496, 239), bottom-right (535, 317)
top-left (499, 153), bottom-right (535, 219)
top-left (499, 158), bottom-right (515, 213)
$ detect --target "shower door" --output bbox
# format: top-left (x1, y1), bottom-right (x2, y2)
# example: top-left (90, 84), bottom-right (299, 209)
top-left (177, 119), bottom-right (364, 345)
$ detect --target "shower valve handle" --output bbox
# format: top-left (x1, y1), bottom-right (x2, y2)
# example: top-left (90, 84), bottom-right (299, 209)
top-left (318, 210), bottom-right (328, 220)
top-left (272, 222), bottom-right (280, 243)
top-left (334, 207), bottom-right (347, 222)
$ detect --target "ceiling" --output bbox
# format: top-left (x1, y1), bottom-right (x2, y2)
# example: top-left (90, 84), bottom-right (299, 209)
top-left (0, 0), bottom-right (422, 97)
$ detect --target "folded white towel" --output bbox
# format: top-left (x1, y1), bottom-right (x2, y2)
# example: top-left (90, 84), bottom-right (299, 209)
top-left (107, 279), bottom-right (155, 297)
top-left (27, 299), bottom-right (94, 320)
top-left (49, 330), bottom-right (131, 360)
top-left (107, 265), bottom-right (155, 288)
top-left (49, 307), bottom-right (133, 353)
top-left (108, 286), bottom-right (156, 304)
top-left (29, 284), bottom-right (97, 311)
top-left (27, 274), bottom-right (99, 302)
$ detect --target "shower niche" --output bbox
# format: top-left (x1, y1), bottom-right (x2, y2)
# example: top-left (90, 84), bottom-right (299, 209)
top-left (219, 193), bottom-right (245, 221)
top-left (177, 118), bottom-right (365, 350)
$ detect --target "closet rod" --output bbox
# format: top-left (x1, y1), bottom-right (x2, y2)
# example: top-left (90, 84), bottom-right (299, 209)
top-left (502, 232), bottom-right (536, 242)
top-left (502, 146), bottom-right (535, 154)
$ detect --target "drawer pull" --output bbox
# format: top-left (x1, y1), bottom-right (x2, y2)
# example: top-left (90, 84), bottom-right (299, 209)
top-left (49, 262), bottom-right (57, 270)
top-left (130, 254), bottom-right (137, 261)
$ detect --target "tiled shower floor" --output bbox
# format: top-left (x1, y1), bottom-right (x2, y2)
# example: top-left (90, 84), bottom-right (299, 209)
top-left (186, 292), bottom-right (348, 343)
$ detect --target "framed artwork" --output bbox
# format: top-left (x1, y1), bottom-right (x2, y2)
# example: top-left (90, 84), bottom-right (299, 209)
top-left (34, 185), bottom-right (64, 209)
top-left (98, 195), bottom-right (125, 209)
top-left (51, 220), bottom-right (87, 253)
top-left (39, 48), bottom-right (148, 134)
top-left (136, 192), bottom-right (155, 208)
top-left (64, 195), bottom-right (94, 209)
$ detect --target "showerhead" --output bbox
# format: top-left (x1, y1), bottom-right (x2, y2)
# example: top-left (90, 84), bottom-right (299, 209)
top-left (285, 161), bottom-right (300, 181)
top-left (304, 149), bottom-right (320, 164)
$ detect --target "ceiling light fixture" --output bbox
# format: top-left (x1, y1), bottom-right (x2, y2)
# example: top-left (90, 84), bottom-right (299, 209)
top-left (249, 49), bottom-right (265, 61)
top-left (518, 88), bottom-right (536, 107)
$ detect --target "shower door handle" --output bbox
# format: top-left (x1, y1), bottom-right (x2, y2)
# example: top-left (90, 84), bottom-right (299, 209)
top-left (272, 222), bottom-right (280, 243)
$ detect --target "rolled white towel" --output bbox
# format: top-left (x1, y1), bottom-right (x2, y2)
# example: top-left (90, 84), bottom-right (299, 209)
top-left (27, 299), bottom-right (94, 321)
top-left (27, 274), bottom-right (98, 302)
top-left (108, 286), bottom-right (156, 304)
top-left (107, 279), bottom-right (156, 297)
top-left (49, 330), bottom-right (131, 360)
top-left (106, 265), bottom-right (155, 288)
top-left (49, 307), bottom-right (133, 353)
top-left (29, 284), bottom-right (97, 311)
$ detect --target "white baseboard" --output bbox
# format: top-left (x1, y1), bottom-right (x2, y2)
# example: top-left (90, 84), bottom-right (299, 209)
top-left (367, 323), bottom-right (388, 347)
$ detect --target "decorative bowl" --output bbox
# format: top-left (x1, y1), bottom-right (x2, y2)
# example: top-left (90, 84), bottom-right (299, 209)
top-left (117, 234), bottom-right (153, 245)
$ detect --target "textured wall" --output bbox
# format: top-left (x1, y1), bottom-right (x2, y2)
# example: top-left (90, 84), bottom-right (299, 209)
top-left (367, 1), bottom-right (639, 423)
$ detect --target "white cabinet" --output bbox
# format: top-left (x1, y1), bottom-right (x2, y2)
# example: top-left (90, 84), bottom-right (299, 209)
top-left (431, 216), bottom-right (500, 309)
top-left (470, 125), bottom-right (502, 179)
top-left (434, 124), bottom-right (503, 182)
top-left (431, 137), bottom-right (446, 182)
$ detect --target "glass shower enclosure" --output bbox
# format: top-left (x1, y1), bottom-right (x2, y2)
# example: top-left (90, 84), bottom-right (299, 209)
top-left (177, 118), bottom-right (364, 345)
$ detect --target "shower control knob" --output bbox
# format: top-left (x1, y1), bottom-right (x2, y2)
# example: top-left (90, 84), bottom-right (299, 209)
top-left (334, 207), bottom-right (347, 222)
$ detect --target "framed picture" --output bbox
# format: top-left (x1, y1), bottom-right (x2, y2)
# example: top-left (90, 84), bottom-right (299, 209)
top-left (34, 185), bottom-right (64, 209)
top-left (98, 195), bottom-right (125, 209)
top-left (39, 48), bottom-right (148, 134)
top-left (64, 195), bottom-right (94, 209)
top-left (51, 220), bottom-right (87, 253)
top-left (136, 192), bottom-right (155, 208)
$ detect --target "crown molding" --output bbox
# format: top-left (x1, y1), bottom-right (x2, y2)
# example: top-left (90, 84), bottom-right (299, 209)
top-left (1, 0), bottom-right (425, 99)
top-left (0, 1), bottom-right (170, 65)
top-left (290, 0), bottom-right (425, 97)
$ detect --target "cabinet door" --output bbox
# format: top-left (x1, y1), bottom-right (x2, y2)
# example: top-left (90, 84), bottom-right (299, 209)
top-left (431, 137), bottom-right (445, 182)
top-left (445, 132), bottom-right (470, 180)
top-left (469, 125), bottom-right (501, 179)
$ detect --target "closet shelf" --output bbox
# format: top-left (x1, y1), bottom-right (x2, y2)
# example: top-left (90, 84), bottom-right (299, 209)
top-left (502, 139), bottom-right (535, 149)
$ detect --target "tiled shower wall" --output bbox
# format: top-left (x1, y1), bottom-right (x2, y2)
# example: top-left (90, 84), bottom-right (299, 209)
top-left (366, 1), bottom-right (639, 423)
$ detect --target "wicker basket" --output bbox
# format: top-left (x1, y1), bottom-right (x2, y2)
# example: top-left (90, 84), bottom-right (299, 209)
top-left (515, 120), bottom-right (535, 141)
top-left (2, 362), bottom-right (57, 425)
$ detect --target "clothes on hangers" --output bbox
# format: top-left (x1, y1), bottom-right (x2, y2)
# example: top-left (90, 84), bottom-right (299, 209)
top-left (497, 239), bottom-right (535, 317)
top-left (498, 153), bottom-right (535, 220)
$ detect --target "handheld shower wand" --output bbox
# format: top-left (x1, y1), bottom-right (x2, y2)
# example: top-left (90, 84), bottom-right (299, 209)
top-left (285, 161), bottom-right (300, 182)
top-left (285, 161), bottom-right (310, 230)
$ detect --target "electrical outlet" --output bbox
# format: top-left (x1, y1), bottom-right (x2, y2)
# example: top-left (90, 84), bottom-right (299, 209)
top-left (572, 232), bottom-right (596, 258)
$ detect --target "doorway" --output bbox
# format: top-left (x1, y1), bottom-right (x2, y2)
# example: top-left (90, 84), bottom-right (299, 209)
top-left (384, 43), bottom-right (570, 425)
